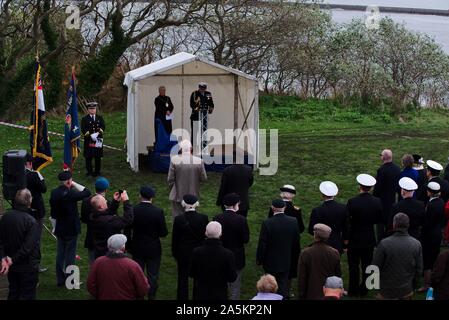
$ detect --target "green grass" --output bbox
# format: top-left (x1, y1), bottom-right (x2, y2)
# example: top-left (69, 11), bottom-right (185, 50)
top-left (1, 95), bottom-right (448, 300)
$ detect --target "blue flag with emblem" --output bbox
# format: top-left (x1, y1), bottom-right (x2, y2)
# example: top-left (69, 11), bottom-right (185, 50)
top-left (30, 60), bottom-right (53, 171)
top-left (63, 67), bottom-right (80, 170)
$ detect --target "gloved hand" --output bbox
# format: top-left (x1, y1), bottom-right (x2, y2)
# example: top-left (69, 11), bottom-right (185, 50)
top-left (71, 181), bottom-right (85, 192)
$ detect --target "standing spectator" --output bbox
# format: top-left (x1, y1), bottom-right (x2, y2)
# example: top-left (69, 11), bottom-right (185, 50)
top-left (172, 195), bottom-right (208, 300)
top-left (389, 177), bottom-right (425, 240)
top-left (308, 181), bottom-right (348, 254)
top-left (0, 189), bottom-right (40, 300)
top-left (346, 174), bottom-right (383, 297)
top-left (268, 184), bottom-right (305, 296)
top-left (252, 274), bottom-right (283, 300)
top-left (87, 234), bottom-right (149, 300)
top-left (90, 191), bottom-right (133, 259)
top-left (214, 193), bottom-right (250, 300)
top-left (399, 154), bottom-right (419, 200)
top-left (168, 140), bottom-right (207, 219)
top-left (431, 249), bottom-right (449, 300)
top-left (298, 224), bottom-right (342, 300)
top-left (419, 182), bottom-right (445, 292)
top-left (128, 186), bottom-right (167, 300)
top-left (323, 276), bottom-right (345, 300)
top-left (24, 153), bottom-right (47, 273)
top-left (216, 156), bottom-right (254, 217)
top-left (190, 222), bottom-right (237, 300)
top-left (50, 171), bottom-right (91, 287)
top-left (81, 177), bottom-right (114, 266)
top-left (418, 160), bottom-right (449, 203)
top-left (81, 102), bottom-right (106, 177)
top-left (373, 149), bottom-right (401, 241)
top-left (372, 213), bottom-right (423, 300)
top-left (257, 199), bottom-right (299, 299)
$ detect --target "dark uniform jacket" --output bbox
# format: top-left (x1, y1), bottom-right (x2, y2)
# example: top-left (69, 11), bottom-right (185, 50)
top-left (26, 169), bottom-right (47, 220)
top-left (189, 90), bottom-right (214, 121)
top-left (50, 185), bottom-right (91, 237)
top-left (216, 164), bottom-right (254, 211)
top-left (372, 230), bottom-right (423, 299)
top-left (213, 210), bottom-right (250, 270)
top-left (81, 114), bottom-right (105, 158)
top-left (0, 206), bottom-right (40, 272)
top-left (190, 238), bottom-right (237, 301)
top-left (154, 95), bottom-right (174, 119)
top-left (432, 250), bottom-right (449, 300)
top-left (418, 176), bottom-right (449, 204)
top-left (373, 162), bottom-right (401, 223)
top-left (297, 241), bottom-right (341, 300)
top-left (91, 200), bottom-right (133, 257)
top-left (257, 213), bottom-right (299, 273)
top-left (389, 197), bottom-right (425, 240)
top-left (81, 194), bottom-right (118, 250)
top-left (308, 200), bottom-right (348, 253)
top-left (127, 202), bottom-right (168, 259)
top-left (422, 197), bottom-right (445, 246)
top-left (346, 193), bottom-right (383, 248)
top-left (268, 200), bottom-right (305, 278)
top-left (172, 210), bottom-right (208, 260)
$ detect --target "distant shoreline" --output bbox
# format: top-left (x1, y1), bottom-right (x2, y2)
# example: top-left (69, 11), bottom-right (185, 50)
top-left (321, 4), bottom-right (449, 16)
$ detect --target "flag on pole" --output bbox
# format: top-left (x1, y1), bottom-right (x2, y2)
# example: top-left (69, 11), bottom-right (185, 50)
top-left (64, 67), bottom-right (81, 170)
top-left (30, 60), bottom-right (53, 171)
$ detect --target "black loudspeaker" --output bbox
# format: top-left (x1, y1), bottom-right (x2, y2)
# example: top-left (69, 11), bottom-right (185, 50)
top-left (2, 150), bottom-right (27, 201)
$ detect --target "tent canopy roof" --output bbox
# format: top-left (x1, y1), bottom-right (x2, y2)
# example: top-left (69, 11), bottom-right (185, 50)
top-left (123, 52), bottom-right (257, 87)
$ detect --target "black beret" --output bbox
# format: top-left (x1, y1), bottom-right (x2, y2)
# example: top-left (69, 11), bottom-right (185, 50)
top-left (412, 154), bottom-right (424, 164)
top-left (140, 186), bottom-right (155, 199)
top-left (58, 171), bottom-right (72, 181)
top-left (272, 199), bottom-right (286, 209)
top-left (223, 193), bottom-right (240, 206)
top-left (183, 194), bottom-right (198, 205)
top-left (25, 153), bottom-right (33, 162)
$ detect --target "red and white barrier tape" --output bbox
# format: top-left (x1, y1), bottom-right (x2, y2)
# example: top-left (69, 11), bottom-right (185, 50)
top-left (0, 121), bottom-right (123, 152)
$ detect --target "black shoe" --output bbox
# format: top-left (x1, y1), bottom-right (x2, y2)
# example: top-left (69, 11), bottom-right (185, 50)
top-left (86, 172), bottom-right (92, 177)
top-left (92, 172), bottom-right (99, 177)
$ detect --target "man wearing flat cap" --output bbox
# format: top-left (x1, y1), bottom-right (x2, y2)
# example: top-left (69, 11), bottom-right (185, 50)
top-left (81, 102), bottom-right (106, 177)
top-left (346, 174), bottom-right (383, 297)
top-left (389, 177), bottom-right (425, 240)
top-left (189, 82), bottom-right (214, 148)
top-left (214, 193), bottom-right (250, 300)
top-left (81, 177), bottom-right (116, 266)
top-left (298, 223), bottom-right (341, 300)
top-left (420, 181), bottom-right (445, 292)
top-left (308, 181), bottom-right (348, 254)
top-left (127, 186), bottom-right (167, 300)
top-left (257, 199), bottom-right (299, 299)
top-left (50, 171), bottom-right (91, 286)
top-left (172, 194), bottom-right (209, 300)
top-left (418, 160), bottom-right (449, 203)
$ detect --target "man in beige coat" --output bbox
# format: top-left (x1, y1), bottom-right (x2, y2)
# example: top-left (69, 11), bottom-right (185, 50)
top-left (168, 140), bottom-right (207, 218)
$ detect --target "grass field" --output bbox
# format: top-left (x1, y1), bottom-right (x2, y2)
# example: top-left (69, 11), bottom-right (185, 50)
top-left (1, 95), bottom-right (448, 300)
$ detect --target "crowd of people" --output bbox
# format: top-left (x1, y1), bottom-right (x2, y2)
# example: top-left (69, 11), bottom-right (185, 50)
top-left (1, 141), bottom-right (449, 301)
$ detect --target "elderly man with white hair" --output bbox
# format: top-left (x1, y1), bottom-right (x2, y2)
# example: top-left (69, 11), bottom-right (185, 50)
top-left (189, 221), bottom-right (237, 300)
top-left (168, 139), bottom-right (207, 219)
top-left (87, 234), bottom-right (149, 300)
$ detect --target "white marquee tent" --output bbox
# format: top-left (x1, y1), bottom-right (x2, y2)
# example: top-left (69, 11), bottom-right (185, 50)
top-left (124, 52), bottom-right (259, 172)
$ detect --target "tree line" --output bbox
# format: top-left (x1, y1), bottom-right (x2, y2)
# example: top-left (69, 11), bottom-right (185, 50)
top-left (1, 0), bottom-right (448, 118)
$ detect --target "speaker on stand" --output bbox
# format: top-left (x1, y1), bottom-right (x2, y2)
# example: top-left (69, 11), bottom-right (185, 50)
top-left (2, 150), bottom-right (27, 204)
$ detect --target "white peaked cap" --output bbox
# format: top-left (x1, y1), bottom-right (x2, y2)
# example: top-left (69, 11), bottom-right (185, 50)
top-left (427, 160), bottom-right (443, 171)
top-left (356, 174), bottom-right (376, 187)
top-left (319, 181), bottom-right (338, 197)
top-left (428, 181), bottom-right (441, 192)
top-left (399, 177), bottom-right (418, 191)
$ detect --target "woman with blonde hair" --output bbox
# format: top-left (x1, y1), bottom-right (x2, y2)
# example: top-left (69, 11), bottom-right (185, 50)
top-left (252, 274), bottom-right (283, 300)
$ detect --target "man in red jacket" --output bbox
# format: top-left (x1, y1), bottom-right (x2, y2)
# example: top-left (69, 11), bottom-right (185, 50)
top-left (87, 234), bottom-right (149, 300)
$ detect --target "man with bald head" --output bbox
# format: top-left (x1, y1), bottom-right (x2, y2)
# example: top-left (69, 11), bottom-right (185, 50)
top-left (373, 149), bottom-right (401, 241)
top-left (90, 190), bottom-right (133, 258)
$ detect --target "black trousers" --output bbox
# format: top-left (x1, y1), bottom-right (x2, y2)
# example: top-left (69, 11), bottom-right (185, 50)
top-left (85, 157), bottom-right (101, 174)
top-left (269, 271), bottom-right (289, 299)
top-left (176, 257), bottom-right (191, 300)
top-left (347, 247), bottom-right (374, 296)
top-left (7, 270), bottom-right (39, 300)
top-left (134, 255), bottom-right (161, 300)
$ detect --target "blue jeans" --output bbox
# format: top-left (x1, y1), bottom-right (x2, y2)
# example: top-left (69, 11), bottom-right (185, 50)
top-left (56, 235), bottom-right (78, 286)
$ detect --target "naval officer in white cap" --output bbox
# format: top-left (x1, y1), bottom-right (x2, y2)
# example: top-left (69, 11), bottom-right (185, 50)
top-left (308, 181), bottom-right (348, 254)
top-left (389, 177), bottom-right (424, 240)
top-left (418, 160), bottom-right (449, 203)
top-left (346, 174), bottom-right (383, 297)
